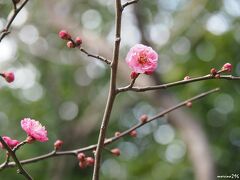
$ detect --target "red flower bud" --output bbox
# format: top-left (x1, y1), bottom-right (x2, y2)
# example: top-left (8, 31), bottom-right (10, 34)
top-left (129, 130), bottom-right (137, 137)
top-left (111, 148), bottom-right (121, 156)
top-left (130, 71), bottom-right (139, 79)
top-left (58, 30), bottom-right (71, 40)
top-left (75, 37), bottom-right (82, 46)
top-left (222, 63), bottom-right (232, 72)
top-left (140, 114), bottom-right (148, 123)
top-left (210, 68), bottom-right (217, 76)
top-left (79, 161), bottom-right (87, 169)
top-left (77, 153), bottom-right (86, 162)
top-left (67, 41), bottom-right (75, 48)
top-left (54, 140), bottom-right (63, 150)
top-left (1, 72), bottom-right (15, 83)
top-left (215, 74), bottom-right (220, 78)
top-left (85, 157), bottom-right (94, 166)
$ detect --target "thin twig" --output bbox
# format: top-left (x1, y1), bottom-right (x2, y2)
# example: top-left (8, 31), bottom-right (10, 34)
top-left (0, 0), bottom-right (29, 42)
top-left (13, 140), bottom-right (28, 152)
top-left (0, 137), bottom-right (32, 180)
top-left (117, 74), bottom-right (240, 93)
top-left (0, 88), bottom-right (220, 170)
top-left (1, 153), bottom-right (10, 169)
top-left (122, 0), bottom-right (139, 10)
top-left (79, 48), bottom-right (111, 65)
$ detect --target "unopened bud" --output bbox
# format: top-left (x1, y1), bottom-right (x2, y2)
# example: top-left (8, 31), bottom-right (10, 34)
top-left (54, 140), bottom-right (63, 150)
top-left (210, 68), bottom-right (217, 76)
top-left (215, 74), bottom-right (220, 78)
top-left (111, 148), bottom-right (121, 156)
top-left (130, 71), bottom-right (139, 79)
top-left (67, 41), bottom-right (75, 48)
top-left (1, 72), bottom-right (15, 83)
top-left (186, 101), bottom-right (192, 108)
top-left (77, 153), bottom-right (86, 162)
top-left (85, 157), bottom-right (94, 166)
top-left (129, 130), bottom-right (137, 137)
top-left (222, 63), bottom-right (232, 72)
top-left (79, 161), bottom-right (87, 169)
top-left (140, 114), bottom-right (148, 123)
top-left (58, 30), bottom-right (71, 40)
top-left (75, 37), bottom-right (82, 46)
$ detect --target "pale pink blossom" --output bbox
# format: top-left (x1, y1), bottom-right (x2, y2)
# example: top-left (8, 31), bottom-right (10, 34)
top-left (126, 44), bottom-right (158, 75)
top-left (21, 118), bottom-right (48, 142)
top-left (0, 136), bottom-right (19, 149)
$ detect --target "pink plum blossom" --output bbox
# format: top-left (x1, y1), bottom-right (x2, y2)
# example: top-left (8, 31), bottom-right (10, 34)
top-left (0, 136), bottom-right (19, 149)
top-left (126, 44), bottom-right (158, 75)
top-left (21, 118), bottom-right (48, 142)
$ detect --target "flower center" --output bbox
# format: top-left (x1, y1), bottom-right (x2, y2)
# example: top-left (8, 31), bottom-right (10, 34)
top-left (138, 53), bottom-right (148, 65)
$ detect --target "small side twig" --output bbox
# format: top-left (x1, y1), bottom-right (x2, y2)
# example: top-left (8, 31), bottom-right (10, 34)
top-left (12, 140), bottom-right (28, 153)
top-left (79, 48), bottom-right (111, 65)
top-left (0, 88), bottom-right (219, 171)
top-left (0, 137), bottom-right (32, 180)
top-left (122, 0), bottom-right (139, 10)
top-left (0, 0), bottom-right (30, 42)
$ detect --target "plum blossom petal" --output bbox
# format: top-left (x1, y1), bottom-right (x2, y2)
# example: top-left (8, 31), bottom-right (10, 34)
top-left (21, 118), bottom-right (48, 142)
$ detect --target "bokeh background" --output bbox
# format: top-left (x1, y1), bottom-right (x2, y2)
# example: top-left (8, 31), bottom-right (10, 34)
top-left (0, 0), bottom-right (240, 179)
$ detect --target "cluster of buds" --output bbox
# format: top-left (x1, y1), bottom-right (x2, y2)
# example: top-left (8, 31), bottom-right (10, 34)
top-left (58, 30), bottom-right (82, 49)
top-left (210, 63), bottom-right (233, 78)
top-left (0, 72), bottom-right (15, 83)
top-left (77, 153), bottom-right (94, 169)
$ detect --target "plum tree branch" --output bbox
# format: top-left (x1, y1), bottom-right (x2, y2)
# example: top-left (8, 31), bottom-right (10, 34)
top-left (0, 137), bottom-right (32, 180)
top-left (0, 0), bottom-right (29, 42)
top-left (92, 0), bottom-right (122, 179)
top-left (0, 88), bottom-right (220, 170)
top-left (117, 74), bottom-right (240, 93)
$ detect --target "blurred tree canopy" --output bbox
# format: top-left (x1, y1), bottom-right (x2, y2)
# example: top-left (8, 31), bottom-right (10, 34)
top-left (0, 0), bottom-right (239, 179)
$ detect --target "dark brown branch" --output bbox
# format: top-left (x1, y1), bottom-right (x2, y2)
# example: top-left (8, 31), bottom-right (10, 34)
top-left (80, 48), bottom-right (111, 65)
top-left (92, 0), bottom-right (122, 179)
top-left (1, 88), bottom-right (219, 170)
top-left (122, 0), bottom-right (139, 10)
top-left (117, 74), bottom-right (240, 93)
top-left (0, 137), bottom-right (32, 180)
top-left (0, 0), bottom-right (29, 42)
